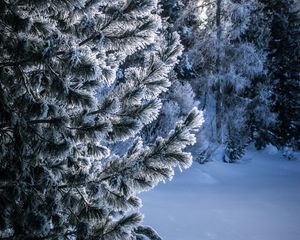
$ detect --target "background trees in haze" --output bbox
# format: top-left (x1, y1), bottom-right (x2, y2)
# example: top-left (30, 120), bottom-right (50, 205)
top-left (155, 0), bottom-right (299, 162)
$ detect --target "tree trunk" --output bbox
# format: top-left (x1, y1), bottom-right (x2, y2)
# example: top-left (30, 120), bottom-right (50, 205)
top-left (215, 0), bottom-right (223, 144)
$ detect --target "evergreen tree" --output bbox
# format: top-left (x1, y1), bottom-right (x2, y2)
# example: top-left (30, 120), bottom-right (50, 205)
top-left (242, 0), bottom-right (276, 150)
top-left (179, 0), bottom-right (265, 162)
top-left (260, 0), bottom-right (300, 150)
top-left (0, 1), bottom-right (203, 239)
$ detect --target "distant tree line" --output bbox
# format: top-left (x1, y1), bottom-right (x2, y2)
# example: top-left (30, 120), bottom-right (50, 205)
top-left (146, 0), bottom-right (300, 162)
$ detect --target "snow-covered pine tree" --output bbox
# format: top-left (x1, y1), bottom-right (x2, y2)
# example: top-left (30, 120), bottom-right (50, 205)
top-left (0, 1), bottom-right (203, 239)
top-left (176, 0), bottom-right (265, 162)
top-left (260, 0), bottom-right (300, 150)
top-left (241, 0), bottom-right (276, 150)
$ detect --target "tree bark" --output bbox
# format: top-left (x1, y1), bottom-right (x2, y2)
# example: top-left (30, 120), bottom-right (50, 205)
top-left (215, 0), bottom-right (223, 144)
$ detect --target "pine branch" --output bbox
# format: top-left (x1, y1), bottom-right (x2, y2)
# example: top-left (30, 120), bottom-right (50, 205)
top-left (0, 58), bottom-right (33, 68)
top-left (28, 118), bottom-right (64, 124)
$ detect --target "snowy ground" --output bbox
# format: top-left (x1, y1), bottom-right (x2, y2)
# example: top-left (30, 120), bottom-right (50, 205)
top-left (140, 146), bottom-right (300, 240)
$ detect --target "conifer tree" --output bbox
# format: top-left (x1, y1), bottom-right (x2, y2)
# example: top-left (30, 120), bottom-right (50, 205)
top-left (241, 0), bottom-right (276, 150)
top-left (179, 0), bottom-right (265, 162)
top-left (0, 1), bottom-right (203, 239)
top-left (260, 0), bottom-right (300, 150)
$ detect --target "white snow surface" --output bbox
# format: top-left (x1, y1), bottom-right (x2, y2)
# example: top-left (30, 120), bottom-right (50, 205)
top-left (140, 146), bottom-right (300, 240)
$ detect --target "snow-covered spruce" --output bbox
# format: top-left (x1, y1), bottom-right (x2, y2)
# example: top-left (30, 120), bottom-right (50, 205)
top-left (0, 1), bottom-right (202, 239)
top-left (160, 0), bottom-right (270, 162)
top-left (260, 0), bottom-right (300, 150)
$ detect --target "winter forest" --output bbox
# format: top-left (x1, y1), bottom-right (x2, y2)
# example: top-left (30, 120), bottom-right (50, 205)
top-left (0, 0), bottom-right (299, 239)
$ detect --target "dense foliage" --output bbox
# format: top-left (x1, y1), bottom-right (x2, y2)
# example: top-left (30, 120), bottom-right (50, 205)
top-left (155, 0), bottom-right (299, 162)
top-left (0, 0), bottom-right (203, 239)
top-left (262, 0), bottom-right (300, 149)
top-left (0, 0), bottom-right (299, 238)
